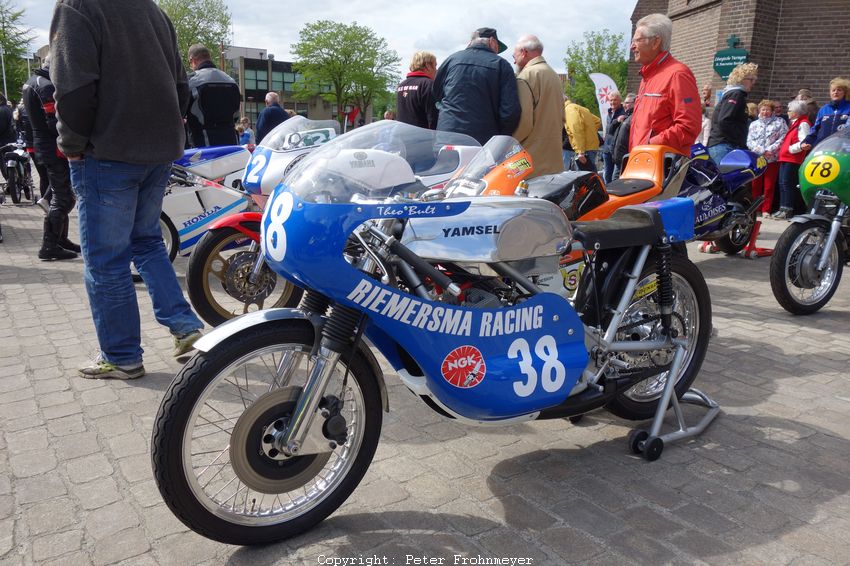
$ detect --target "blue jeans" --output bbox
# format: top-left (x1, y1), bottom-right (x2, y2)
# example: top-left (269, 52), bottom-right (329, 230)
top-left (601, 150), bottom-right (615, 183)
top-left (778, 161), bottom-right (803, 212)
top-left (69, 157), bottom-right (202, 366)
top-left (707, 143), bottom-right (735, 166)
top-left (562, 149), bottom-right (574, 170)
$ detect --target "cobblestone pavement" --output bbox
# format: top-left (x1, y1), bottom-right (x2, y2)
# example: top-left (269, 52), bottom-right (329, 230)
top-left (2, 200), bottom-right (850, 566)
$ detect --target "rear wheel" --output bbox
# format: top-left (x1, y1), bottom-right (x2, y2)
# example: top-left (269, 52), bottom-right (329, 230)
top-left (714, 196), bottom-right (755, 255)
top-left (22, 164), bottom-right (34, 202)
top-left (769, 221), bottom-right (844, 315)
top-left (605, 253), bottom-right (712, 421)
top-left (151, 321), bottom-right (382, 545)
top-left (7, 167), bottom-right (20, 204)
top-left (187, 227), bottom-right (303, 327)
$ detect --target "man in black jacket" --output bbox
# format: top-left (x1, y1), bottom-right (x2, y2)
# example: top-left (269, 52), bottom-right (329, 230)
top-left (255, 91), bottom-right (288, 143)
top-left (186, 44), bottom-right (240, 147)
top-left (433, 28), bottom-right (520, 145)
top-left (397, 51), bottom-right (438, 129)
top-left (22, 60), bottom-right (79, 260)
top-left (707, 62), bottom-right (757, 164)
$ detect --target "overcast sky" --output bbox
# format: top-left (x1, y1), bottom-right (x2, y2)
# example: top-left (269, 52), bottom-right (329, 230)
top-left (20, 0), bottom-right (637, 74)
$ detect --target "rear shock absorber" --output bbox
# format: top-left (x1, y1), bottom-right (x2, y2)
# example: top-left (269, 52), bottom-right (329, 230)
top-left (656, 243), bottom-right (673, 333)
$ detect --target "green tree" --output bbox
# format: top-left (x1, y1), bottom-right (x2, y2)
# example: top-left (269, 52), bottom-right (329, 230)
top-left (563, 29), bottom-right (629, 117)
top-left (157, 0), bottom-right (232, 64)
top-left (0, 0), bottom-right (34, 102)
top-left (292, 20), bottom-right (400, 126)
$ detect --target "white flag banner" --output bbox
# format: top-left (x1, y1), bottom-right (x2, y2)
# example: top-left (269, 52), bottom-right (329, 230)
top-left (589, 72), bottom-right (619, 132)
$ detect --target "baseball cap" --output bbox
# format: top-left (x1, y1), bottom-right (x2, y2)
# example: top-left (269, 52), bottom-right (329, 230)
top-left (474, 27), bottom-right (507, 54)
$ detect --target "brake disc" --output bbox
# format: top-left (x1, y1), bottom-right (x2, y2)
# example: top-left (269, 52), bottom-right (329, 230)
top-left (224, 251), bottom-right (277, 302)
top-left (229, 386), bottom-right (331, 494)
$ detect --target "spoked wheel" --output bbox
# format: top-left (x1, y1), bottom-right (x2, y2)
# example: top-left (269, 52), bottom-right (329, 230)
top-left (132, 214), bottom-right (179, 282)
top-left (605, 253), bottom-right (712, 421)
top-left (187, 227), bottom-right (303, 327)
top-left (151, 321), bottom-right (383, 545)
top-left (714, 196), bottom-right (755, 255)
top-left (7, 167), bottom-right (20, 204)
top-left (769, 221), bottom-right (845, 315)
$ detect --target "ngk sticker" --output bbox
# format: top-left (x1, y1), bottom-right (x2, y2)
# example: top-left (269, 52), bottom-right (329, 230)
top-left (441, 345), bottom-right (486, 389)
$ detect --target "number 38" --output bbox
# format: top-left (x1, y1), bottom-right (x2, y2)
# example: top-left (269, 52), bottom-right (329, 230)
top-left (508, 335), bottom-right (567, 397)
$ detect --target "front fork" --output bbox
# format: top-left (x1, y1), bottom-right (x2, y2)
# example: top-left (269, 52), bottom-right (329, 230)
top-left (247, 240), bottom-right (266, 284)
top-left (817, 204), bottom-right (848, 271)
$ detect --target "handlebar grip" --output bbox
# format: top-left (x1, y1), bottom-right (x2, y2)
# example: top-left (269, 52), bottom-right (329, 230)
top-left (387, 239), bottom-right (461, 297)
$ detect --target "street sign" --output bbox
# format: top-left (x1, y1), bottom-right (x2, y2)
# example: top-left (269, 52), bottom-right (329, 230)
top-left (713, 35), bottom-right (749, 80)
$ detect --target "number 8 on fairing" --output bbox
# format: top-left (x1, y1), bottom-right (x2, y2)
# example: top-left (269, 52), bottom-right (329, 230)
top-left (264, 191), bottom-right (294, 262)
top-left (508, 334), bottom-right (567, 397)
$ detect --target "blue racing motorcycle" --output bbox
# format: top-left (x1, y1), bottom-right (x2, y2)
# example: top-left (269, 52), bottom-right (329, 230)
top-left (151, 122), bottom-right (717, 545)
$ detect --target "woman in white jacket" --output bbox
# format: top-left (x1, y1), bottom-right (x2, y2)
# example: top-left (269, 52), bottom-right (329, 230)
top-left (747, 100), bottom-right (788, 215)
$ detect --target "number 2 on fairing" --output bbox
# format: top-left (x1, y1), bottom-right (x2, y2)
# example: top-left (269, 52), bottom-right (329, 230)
top-left (245, 153), bottom-right (269, 185)
top-left (508, 335), bottom-right (567, 397)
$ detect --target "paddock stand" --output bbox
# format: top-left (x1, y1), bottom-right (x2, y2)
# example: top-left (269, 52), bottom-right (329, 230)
top-left (627, 342), bottom-right (721, 461)
top-left (742, 220), bottom-right (773, 258)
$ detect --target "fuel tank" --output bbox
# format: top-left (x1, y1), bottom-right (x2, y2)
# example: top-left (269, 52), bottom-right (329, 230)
top-left (400, 196), bottom-right (571, 267)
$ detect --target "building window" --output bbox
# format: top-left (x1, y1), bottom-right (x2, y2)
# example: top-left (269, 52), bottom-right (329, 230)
top-left (242, 101), bottom-right (260, 125)
top-left (256, 69), bottom-right (268, 91)
top-left (272, 71), bottom-right (283, 92)
top-left (245, 69), bottom-right (257, 90)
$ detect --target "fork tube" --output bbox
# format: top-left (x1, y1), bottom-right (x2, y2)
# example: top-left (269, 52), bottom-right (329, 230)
top-left (603, 245), bottom-right (652, 344)
top-left (817, 204), bottom-right (847, 271)
top-left (247, 244), bottom-right (265, 284)
top-left (277, 346), bottom-right (341, 455)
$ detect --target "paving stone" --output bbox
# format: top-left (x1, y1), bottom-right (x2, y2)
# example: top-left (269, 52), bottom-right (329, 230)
top-left (106, 432), bottom-right (148, 459)
top-left (72, 476), bottom-right (122, 511)
top-left (141, 504), bottom-right (189, 540)
top-left (155, 532), bottom-right (224, 566)
top-left (31, 530), bottom-right (83, 562)
top-left (4, 427), bottom-right (49, 454)
top-left (84, 501), bottom-right (141, 540)
top-left (9, 451), bottom-right (57, 478)
top-left (539, 525), bottom-right (604, 563)
top-left (23, 497), bottom-right (78, 536)
top-left (65, 453), bottom-right (114, 484)
top-left (14, 474), bottom-right (66, 505)
top-left (54, 431), bottom-right (102, 461)
top-left (0, 518), bottom-right (12, 557)
top-left (117, 454), bottom-right (154, 484)
top-left (552, 497), bottom-right (628, 537)
top-left (91, 527), bottom-right (150, 566)
top-left (46, 414), bottom-right (86, 437)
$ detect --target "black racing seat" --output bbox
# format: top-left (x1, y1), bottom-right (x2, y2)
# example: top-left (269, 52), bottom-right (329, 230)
top-left (605, 178), bottom-right (656, 197)
top-left (572, 204), bottom-right (664, 250)
top-left (526, 170), bottom-right (594, 202)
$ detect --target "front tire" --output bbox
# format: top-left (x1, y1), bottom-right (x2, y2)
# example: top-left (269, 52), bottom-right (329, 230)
top-left (151, 321), bottom-right (383, 545)
top-left (606, 253), bottom-right (712, 421)
top-left (187, 227), bottom-right (303, 327)
top-left (770, 221), bottom-right (844, 315)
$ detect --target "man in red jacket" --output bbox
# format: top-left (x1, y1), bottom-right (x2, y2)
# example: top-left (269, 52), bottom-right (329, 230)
top-left (628, 13), bottom-right (701, 156)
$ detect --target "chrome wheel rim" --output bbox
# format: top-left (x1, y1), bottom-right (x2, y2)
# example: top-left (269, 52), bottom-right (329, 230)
top-left (783, 226), bottom-right (839, 306)
top-left (619, 271), bottom-right (700, 402)
top-left (202, 234), bottom-right (298, 319)
top-left (182, 343), bottom-right (366, 526)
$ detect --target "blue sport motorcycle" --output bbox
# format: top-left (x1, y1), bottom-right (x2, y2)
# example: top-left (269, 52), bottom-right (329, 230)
top-left (152, 122), bottom-right (717, 545)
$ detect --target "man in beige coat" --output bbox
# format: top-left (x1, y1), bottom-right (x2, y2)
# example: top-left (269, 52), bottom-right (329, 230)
top-left (512, 35), bottom-right (565, 177)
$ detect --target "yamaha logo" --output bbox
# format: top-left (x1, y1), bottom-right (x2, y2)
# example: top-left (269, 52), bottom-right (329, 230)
top-left (353, 151), bottom-right (368, 160)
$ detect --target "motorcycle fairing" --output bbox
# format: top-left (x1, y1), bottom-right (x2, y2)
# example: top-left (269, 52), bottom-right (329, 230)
top-left (261, 189), bottom-right (589, 420)
top-left (175, 145), bottom-right (251, 182)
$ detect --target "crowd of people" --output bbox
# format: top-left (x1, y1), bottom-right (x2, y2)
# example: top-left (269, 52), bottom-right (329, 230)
top-left (2, 5), bottom-right (849, 381)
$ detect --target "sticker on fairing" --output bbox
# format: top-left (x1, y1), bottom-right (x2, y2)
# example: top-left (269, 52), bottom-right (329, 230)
top-left (441, 345), bottom-right (486, 389)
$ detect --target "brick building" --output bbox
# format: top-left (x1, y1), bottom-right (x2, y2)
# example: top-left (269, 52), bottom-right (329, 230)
top-left (628, 0), bottom-right (850, 108)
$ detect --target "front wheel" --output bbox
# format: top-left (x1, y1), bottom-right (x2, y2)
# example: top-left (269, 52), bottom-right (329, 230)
top-left (605, 253), bottom-right (712, 421)
top-left (187, 227), bottom-right (303, 327)
top-left (769, 221), bottom-right (844, 315)
top-left (151, 321), bottom-right (383, 545)
top-left (7, 167), bottom-right (20, 204)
